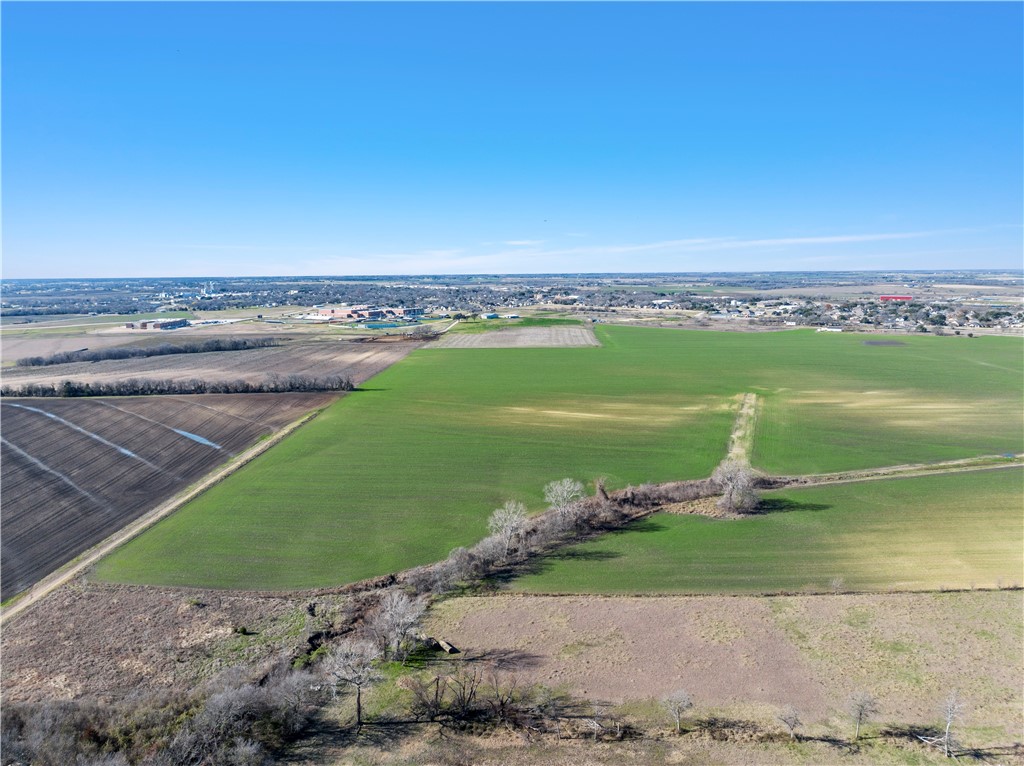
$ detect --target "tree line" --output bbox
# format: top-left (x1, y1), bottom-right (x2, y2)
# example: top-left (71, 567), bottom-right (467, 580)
top-left (15, 337), bottom-right (279, 367)
top-left (0, 475), bottom-right (991, 764)
top-left (0, 374), bottom-right (354, 398)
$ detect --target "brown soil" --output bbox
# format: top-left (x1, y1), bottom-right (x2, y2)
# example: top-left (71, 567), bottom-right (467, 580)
top-left (424, 592), bottom-right (1024, 736)
top-left (659, 496), bottom-right (730, 518)
top-left (0, 578), bottom-right (348, 703)
top-left (0, 393), bottom-right (336, 601)
top-left (1, 339), bottom-right (414, 389)
top-left (432, 326), bottom-right (600, 348)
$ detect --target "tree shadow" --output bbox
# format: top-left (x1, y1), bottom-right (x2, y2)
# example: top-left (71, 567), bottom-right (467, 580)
top-left (455, 648), bottom-right (546, 670)
top-left (755, 498), bottom-right (832, 514)
top-left (281, 711), bottom-right (421, 760)
top-left (610, 518), bottom-right (668, 535)
top-left (549, 549), bottom-right (623, 562)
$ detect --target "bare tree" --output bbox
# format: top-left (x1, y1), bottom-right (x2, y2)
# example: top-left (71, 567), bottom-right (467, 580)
top-left (712, 460), bottom-right (760, 513)
top-left (916, 689), bottom-right (967, 758)
top-left (368, 591), bottom-right (426, 661)
top-left (488, 500), bottom-right (528, 558)
top-left (661, 690), bottom-right (693, 735)
top-left (941, 690), bottom-right (964, 758)
top-left (544, 478), bottom-right (585, 519)
top-left (777, 706), bottom-right (802, 740)
top-left (322, 640), bottom-right (381, 729)
top-left (847, 691), bottom-right (879, 742)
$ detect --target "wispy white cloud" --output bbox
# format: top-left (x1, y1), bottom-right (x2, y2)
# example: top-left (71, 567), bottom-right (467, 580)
top-left (183, 225), bottom-right (1011, 276)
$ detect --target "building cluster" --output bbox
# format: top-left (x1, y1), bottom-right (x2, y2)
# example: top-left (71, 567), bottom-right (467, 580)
top-left (603, 294), bottom-right (1024, 333)
top-left (312, 305), bottom-right (426, 321)
top-left (124, 318), bottom-right (190, 330)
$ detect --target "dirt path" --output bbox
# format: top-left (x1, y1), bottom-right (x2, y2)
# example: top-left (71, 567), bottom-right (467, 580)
top-left (724, 393), bottom-right (757, 466)
top-left (771, 453), bottom-right (1023, 489)
top-left (0, 401), bottom-right (334, 625)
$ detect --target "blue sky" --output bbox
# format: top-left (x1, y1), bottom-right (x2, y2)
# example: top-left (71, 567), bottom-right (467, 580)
top-left (3, 2), bottom-right (1021, 278)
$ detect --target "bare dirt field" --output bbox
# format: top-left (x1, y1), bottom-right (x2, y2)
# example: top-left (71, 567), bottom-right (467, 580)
top-left (0, 578), bottom-right (346, 703)
top-left (0, 393), bottom-right (336, 600)
top-left (1, 339), bottom-right (415, 389)
top-left (1, 332), bottom-right (153, 365)
top-left (432, 326), bottom-right (600, 348)
top-left (424, 592), bottom-right (1023, 737)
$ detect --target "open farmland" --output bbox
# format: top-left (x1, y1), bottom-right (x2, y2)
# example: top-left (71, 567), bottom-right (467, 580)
top-left (432, 324), bottom-right (599, 348)
top-left (1, 338), bottom-right (415, 391)
top-left (94, 326), bottom-right (1022, 591)
top-left (424, 591), bottom-right (1023, 741)
top-left (512, 468), bottom-right (1024, 595)
top-left (0, 393), bottom-right (336, 601)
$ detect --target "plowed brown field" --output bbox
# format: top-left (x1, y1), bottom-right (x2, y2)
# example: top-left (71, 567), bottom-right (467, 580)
top-left (0, 393), bottom-right (336, 600)
top-left (1, 339), bottom-right (415, 389)
top-left (432, 326), bottom-right (599, 348)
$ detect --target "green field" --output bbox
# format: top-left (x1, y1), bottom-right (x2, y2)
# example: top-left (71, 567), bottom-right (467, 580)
top-left (512, 468), bottom-right (1024, 594)
top-left (96, 326), bottom-right (1022, 590)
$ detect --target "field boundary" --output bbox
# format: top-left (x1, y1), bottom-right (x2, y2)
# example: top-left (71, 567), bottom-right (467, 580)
top-left (725, 393), bottom-right (757, 466)
top-left (0, 397), bottom-right (338, 625)
top-left (769, 453), bottom-right (1024, 489)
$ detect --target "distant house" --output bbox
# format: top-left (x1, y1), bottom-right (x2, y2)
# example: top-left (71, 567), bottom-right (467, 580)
top-left (816, 327), bottom-right (843, 332)
top-left (879, 295), bottom-right (913, 302)
top-left (480, 313), bottom-right (499, 319)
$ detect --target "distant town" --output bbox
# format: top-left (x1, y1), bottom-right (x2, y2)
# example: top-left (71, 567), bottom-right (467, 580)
top-left (3, 271), bottom-right (1021, 336)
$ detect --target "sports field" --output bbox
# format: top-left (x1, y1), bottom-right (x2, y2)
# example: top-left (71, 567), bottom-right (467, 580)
top-left (512, 468), bottom-right (1024, 594)
top-left (96, 327), bottom-right (1022, 590)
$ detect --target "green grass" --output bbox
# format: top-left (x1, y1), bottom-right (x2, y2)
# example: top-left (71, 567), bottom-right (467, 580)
top-left (95, 326), bottom-right (1022, 590)
top-left (511, 468), bottom-right (1024, 594)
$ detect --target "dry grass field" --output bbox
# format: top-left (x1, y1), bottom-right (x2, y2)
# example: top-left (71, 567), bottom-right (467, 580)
top-left (0, 393), bottom-right (336, 600)
top-left (431, 325), bottom-right (600, 348)
top-left (1, 339), bottom-right (415, 390)
top-left (0, 578), bottom-right (337, 703)
top-left (425, 592), bottom-right (1023, 738)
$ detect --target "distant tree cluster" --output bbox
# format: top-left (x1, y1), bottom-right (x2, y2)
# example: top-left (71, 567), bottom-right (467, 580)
top-left (0, 374), bottom-right (353, 398)
top-left (15, 337), bottom-right (278, 367)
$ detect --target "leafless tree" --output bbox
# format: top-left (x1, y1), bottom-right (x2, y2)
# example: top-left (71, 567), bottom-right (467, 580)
top-left (847, 691), bottom-right (879, 742)
top-left (661, 690), bottom-right (693, 735)
top-left (322, 640), bottom-right (382, 728)
top-left (488, 500), bottom-right (528, 558)
top-left (777, 706), bottom-right (802, 740)
top-left (918, 689), bottom-right (967, 757)
top-left (712, 460), bottom-right (760, 513)
top-left (368, 590), bottom-right (426, 661)
top-left (941, 690), bottom-right (964, 758)
top-left (544, 478), bottom-right (585, 518)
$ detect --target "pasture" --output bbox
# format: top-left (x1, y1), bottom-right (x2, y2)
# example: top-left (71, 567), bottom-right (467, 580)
top-left (424, 591), bottom-right (1023, 740)
top-left (512, 468), bottom-right (1024, 595)
top-left (0, 393), bottom-right (336, 601)
top-left (95, 327), bottom-right (1022, 590)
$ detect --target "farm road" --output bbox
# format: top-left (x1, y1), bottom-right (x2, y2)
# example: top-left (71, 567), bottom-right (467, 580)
top-left (724, 393), bottom-right (757, 466)
top-left (773, 453), bottom-right (1024, 489)
top-left (0, 402), bottom-right (327, 626)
